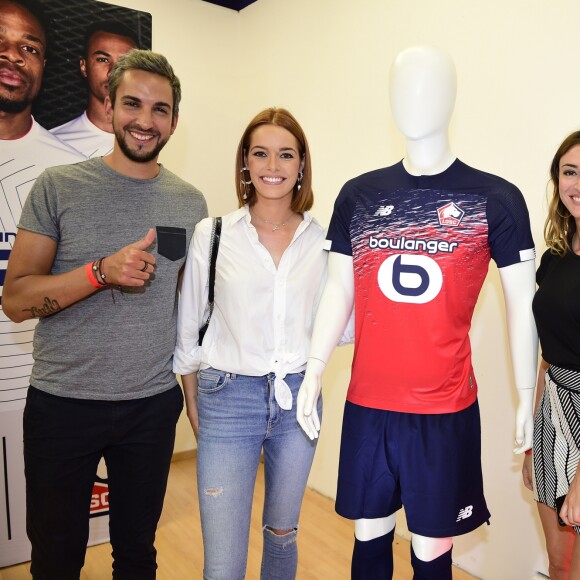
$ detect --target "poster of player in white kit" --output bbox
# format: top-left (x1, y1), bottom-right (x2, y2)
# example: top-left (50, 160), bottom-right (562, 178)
top-left (0, 0), bottom-right (151, 567)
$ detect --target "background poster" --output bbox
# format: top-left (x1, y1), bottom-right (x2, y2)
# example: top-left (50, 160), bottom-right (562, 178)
top-left (35, 0), bottom-right (152, 129)
top-left (0, 0), bottom-right (151, 567)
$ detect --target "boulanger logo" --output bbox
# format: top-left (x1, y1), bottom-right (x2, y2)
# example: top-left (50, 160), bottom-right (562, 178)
top-left (369, 235), bottom-right (458, 255)
top-left (378, 255), bottom-right (442, 304)
top-left (437, 202), bottom-right (465, 226)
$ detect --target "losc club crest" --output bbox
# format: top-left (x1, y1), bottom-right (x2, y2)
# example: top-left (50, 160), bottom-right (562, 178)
top-left (89, 476), bottom-right (109, 518)
top-left (437, 202), bottom-right (465, 226)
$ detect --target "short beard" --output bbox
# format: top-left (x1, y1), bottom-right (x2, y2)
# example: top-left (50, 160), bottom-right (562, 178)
top-left (115, 129), bottom-right (168, 164)
top-left (0, 94), bottom-right (31, 114)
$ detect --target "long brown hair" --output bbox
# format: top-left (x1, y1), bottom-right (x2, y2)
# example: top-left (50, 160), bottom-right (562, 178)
top-left (545, 131), bottom-right (580, 256)
top-left (235, 108), bottom-right (313, 212)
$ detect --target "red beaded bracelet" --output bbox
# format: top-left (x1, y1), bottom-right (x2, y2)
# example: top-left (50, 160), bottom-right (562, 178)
top-left (525, 448), bottom-right (533, 456)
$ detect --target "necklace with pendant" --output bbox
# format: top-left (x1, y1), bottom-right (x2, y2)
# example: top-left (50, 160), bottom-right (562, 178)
top-left (252, 210), bottom-right (295, 232)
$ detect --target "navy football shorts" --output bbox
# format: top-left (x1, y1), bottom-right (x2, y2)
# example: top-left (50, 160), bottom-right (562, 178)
top-left (335, 399), bottom-right (490, 537)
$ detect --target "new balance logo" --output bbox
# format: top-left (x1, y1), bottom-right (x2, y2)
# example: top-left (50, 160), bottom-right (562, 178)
top-left (374, 205), bottom-right (394, 217)
top-left (456, 505), bottom-right (473, 522)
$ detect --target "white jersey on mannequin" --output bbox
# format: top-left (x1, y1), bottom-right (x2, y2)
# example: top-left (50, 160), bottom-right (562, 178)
top-left (296, 45), bottom-right (538, 568)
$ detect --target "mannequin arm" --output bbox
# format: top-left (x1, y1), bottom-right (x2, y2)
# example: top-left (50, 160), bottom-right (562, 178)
top-left (498, 260), bottom-right (538, 453)
top-left (297, 252), bottom-right (354, 439)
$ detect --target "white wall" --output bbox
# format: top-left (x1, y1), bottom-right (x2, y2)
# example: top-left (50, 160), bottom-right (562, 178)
top-left (106, 0), bottom-right (580, 577)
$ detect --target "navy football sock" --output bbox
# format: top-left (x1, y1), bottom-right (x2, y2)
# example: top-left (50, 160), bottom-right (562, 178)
top-left (351, 529), bottom-right (394, 580)
top-left (410, 544), bottom-right (452, 580)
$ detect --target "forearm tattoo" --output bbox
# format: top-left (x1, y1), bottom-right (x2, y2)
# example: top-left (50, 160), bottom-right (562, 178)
top-left (22, 297), bottom-right (61, 318)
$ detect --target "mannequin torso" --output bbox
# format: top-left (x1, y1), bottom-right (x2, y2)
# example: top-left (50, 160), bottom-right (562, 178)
top-left (296, 44), bottom-right (538, 575)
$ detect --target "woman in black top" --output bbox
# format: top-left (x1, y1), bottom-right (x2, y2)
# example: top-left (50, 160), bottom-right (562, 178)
top-left (524, 131), bottom-right (580, 579)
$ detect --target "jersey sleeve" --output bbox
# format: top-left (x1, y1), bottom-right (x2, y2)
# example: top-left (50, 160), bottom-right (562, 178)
top-left (326, 182), bottom-right (356, 256)
top-left (487, 184), bottom-right (535, 267)
top-left (17, 169), bottom-right (60, 241)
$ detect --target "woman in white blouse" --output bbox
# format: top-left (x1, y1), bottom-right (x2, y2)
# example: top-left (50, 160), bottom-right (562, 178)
top-left (174, 108), bottom-right (326, 579)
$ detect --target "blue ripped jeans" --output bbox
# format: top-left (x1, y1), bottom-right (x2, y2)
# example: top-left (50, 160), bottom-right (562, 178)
top-left (196, 369), bottom-right (321, 580)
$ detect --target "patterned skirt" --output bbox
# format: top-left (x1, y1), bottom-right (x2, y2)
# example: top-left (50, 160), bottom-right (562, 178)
top-left (532, 365), bottom-right (580, 534)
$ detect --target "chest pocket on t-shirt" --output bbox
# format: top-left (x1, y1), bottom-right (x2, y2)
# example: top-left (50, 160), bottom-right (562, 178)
top-left (156, 226), bottom-right (186, 261)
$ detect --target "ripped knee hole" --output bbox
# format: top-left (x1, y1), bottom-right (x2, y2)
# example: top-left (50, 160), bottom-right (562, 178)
top-left (265, 526), bottom-right (296, 536)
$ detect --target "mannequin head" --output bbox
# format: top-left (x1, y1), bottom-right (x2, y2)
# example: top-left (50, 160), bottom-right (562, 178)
top-left (389, 45), bottom-right (456, 141)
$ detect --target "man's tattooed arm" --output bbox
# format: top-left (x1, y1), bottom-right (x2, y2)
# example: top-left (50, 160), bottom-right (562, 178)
top-left (22, 297), bottom-right (61, 319)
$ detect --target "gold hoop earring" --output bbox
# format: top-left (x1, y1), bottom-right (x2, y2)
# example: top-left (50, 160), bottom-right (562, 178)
top-left (240, 166), bottom-right (252, 185)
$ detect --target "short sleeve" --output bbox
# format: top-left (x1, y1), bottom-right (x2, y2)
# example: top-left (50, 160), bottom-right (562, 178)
top-left (487, 184), bottom-right (535, 268)
top-left (327, 182), bottom-right (357, 256)
top-left (536, 249), bottom-right (554, 286)
top-left (18, 169), bottom-right (60, 241)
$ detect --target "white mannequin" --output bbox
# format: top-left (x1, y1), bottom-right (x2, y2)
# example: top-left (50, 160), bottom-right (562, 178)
top-left (296, 45), bottom-right (538, 567)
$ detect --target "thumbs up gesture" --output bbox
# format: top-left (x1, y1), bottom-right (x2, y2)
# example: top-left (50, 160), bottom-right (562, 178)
top-left (100, 228), bottom-right (157, 287)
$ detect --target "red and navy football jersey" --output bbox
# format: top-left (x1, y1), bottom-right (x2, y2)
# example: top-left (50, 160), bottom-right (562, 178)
top-left (328, 159), bottom-right (535, 414)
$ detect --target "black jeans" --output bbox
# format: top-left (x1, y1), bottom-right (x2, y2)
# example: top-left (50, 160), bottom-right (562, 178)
top-left (23, 385), bottom-right (183, 580)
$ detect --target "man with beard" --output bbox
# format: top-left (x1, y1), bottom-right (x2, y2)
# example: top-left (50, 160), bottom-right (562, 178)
top-left (51, 21), bottom-right (139, 158)
top-left (3, 49), bottom-right (208, 579)
top-left (0, 0), bottom-right (84, 567)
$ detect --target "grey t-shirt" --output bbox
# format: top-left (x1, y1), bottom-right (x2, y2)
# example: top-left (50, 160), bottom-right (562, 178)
top-left (19, 157), bottom-right (208, 400)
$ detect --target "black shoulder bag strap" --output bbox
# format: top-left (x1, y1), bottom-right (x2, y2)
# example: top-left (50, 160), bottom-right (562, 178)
top-left (199, 216), bottom-right (222, 345)
top-left (207, 216), bottom-right (222, 313)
